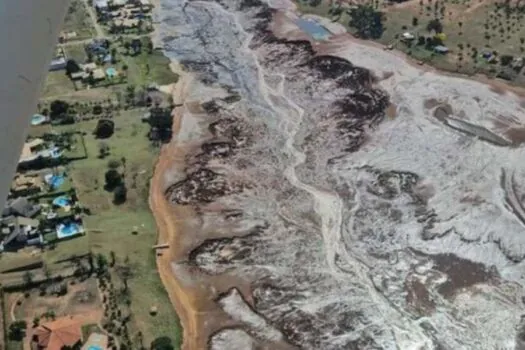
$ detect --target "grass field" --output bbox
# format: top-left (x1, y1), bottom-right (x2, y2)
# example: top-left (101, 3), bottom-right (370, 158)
top-left (49, 110), bottom-right (182, 348)
top-left (62, 0), bottom-right (96, 40)
top-left (40, 71), bottom-right (77, 99)
top-left (297, 0), bottom-right (525, 81)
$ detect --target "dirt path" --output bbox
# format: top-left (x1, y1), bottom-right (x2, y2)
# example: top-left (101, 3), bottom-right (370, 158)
top-left (81, 0), bottom-right (105, 38)
top-left (149, 73), bottom-right (205, 350)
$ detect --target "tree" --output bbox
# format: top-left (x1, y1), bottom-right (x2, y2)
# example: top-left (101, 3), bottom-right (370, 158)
top-left (417, 36), bottom-right (426, 45)
top-left (347, 5), bottom-right (385, 39)
top-left (123, 41), bottom-right (131, 55)
top-left (96, 253), bottom-right (108, 273)
top-left (23, 271), bottom-right (34, 287)
top-left (150, 337), bottom-right (174, 350)
top-left (109, 251), bottom-right (116, 267)
top-left (98, 141), bottom-right (110, 159)
top-left (412, 17), bottom-right (419, 26)
top-left (105, 169), bottom-right (122, 190)
top-left (87, 51), bottom-right (94, 63)
top-left (108, 159), bottom-right (121, 169)
top-left (9, 320), bottom-right (27, 341)
top-left (125, 85), bottom-right (136, 106)
top-left (87, 252), bottom-right (95, 273)
top-left (111, 48), bottom-right (118, 63)
top-left (427, 18), bottom-right (443, 33)
top-left (65, 59), bottom-right (81, 76)
top-left (147, 39), bottom-right (154, 54)
top-left (94, 119), bottom-right (115, 139)
top-left (113, 184), bottom-right (127, 204)
top-left (500, 54), bottom-right (514, 66)
top-left (50, 100), bottom-right (70, 120)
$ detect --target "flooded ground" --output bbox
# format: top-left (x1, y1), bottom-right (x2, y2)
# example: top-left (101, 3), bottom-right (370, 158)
top-left (153, 0), bottom-right (525, 348)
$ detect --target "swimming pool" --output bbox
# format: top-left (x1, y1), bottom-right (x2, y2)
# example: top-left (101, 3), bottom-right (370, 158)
top-left (106, 67), bottom-right (117, 78)
top-left (31, 114), bottom-right (47, 126)
top-left (87, 346), bottom-right (102, 350)
top-left (44, 174), bottom-right (65, 189)
top-left (49, 147), bottom-right (62, 159)
top-left (56, 222), bottom-right (83, 239)
top-left (52, 196), bottom-right (71, 208)
top-left (295, 18), bottom-right (331, 41)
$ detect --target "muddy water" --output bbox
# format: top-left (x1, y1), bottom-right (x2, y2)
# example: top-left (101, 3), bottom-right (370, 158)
top-left (156, 0), bottom-right (525, 349)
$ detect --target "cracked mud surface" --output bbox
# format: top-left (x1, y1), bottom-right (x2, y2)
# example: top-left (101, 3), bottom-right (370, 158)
top-left (155, 0), bottom-right (525, 348)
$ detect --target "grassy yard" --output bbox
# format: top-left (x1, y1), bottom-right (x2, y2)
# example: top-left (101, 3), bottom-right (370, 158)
top-left (64, 43), bottom-right (88, 64)
top-left (297, 0), bottom-right (525, 81)
top-left (62, 0), bottom-right (96, 40)
top-left (123, 49), bottom-right (179, 86)
top-left (48, 110), bottom-right (181, 347)
top-left (40, 71), bottom-right (77, 99)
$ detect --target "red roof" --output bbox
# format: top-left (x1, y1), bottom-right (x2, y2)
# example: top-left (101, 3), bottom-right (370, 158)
top-left (34, 316), bottom-right (82, 350)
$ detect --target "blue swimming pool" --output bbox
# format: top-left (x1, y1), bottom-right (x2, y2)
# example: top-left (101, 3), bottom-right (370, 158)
top-left (106, 67), bottom-right (117, 78)
top-left (31, 114), bottom-right (47, 126)
top-left (87, 346), bottom-right (102, 350)
top-left (56, 222), bottom-right (83, 239)
top-left (50, 147), bottom-right (62, 159)
top-left (52, 196), bottom-right (71, 208)
top-left (295, 18), bottom-right (331, 40)
top-left (44, 174), bottom-right (65, 189)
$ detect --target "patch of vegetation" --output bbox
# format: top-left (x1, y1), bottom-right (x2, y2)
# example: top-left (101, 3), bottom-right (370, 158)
top-left (62, 0), bottom-right (96, 40)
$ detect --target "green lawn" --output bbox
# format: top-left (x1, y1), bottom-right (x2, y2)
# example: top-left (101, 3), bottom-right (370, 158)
top-left (48, 110), bottom-right (181, 348)
top-left (62, 0), bottom-right (96, 40)
top-left (123, 49), bottom-right (179, 86)
top-left (41, 71), bottom-right (77, 99)
top-left (64, 43), bottom-right (88, 64)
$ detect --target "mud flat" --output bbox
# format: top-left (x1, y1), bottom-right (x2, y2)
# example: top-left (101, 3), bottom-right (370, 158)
top-left (151, 0), bottom-right (525, 348)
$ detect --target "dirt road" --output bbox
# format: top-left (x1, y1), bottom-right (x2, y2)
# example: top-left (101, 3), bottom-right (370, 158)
top-left (149, 73), bottom-right (207, 350)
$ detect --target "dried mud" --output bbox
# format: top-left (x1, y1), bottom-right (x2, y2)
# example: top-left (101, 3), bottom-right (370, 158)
top-left (152, 0), bottom-right (525, 348)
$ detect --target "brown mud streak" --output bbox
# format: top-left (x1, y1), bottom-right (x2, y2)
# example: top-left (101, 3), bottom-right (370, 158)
top-left (149, 74), bottom-right (205, 350)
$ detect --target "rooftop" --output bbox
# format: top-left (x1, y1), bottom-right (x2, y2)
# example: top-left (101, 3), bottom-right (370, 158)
top-left (34, 316), bottom-right (82, 350)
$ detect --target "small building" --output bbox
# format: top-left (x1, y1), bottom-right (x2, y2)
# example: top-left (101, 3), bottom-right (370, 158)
top-left (91, 68), bottom-right (106, 81)
top-left (94, 0), bottom-right (109, 10)
top-left (0, 216), bottom-right (40, 251)
top-left (3, 197), bottom-right (41, 218)
top-left (49, 57), bottom-right (67, 71)
top-left (33, 316), bottom-right (83, 350)
top-left (19, 138), bottom-right (50, 164)
top-left (111, 0), bottom-right (128, 7)
top-left (434, 45), bottom-right (449, 54)
top-left (401, 32), bottom-right (415, 41)
top-left (10, 173), bottom-right (43, 197)
top-left (70, 71), bottom-right (87, 80)
top-left (82, 62), bottom-right (98, 72)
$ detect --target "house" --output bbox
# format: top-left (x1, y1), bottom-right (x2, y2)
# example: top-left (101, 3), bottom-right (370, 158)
top-left (114, 18), bottom-right (139, 28)
top-left (3, 197), bottom-right (41, 218)
top-left (33, 316), bottom-right (83, 350)
top-left (94, 0), bottom-right (109, 10)
top-left (82, 62), bottom-right (98, 72)
top-left (49, 57), bottom-right (67, 71)
top-left (434, 45), bottom-right (449, 54)
top-left (111, 0), bottom-right (128, 7)
top-left (10, 173), bottom-right (43, 197)
top-left (81, 333), bottom-right (108, 350)
top-left (0, 216), bottom-right (40, 251)
top-left (59, 31), bottom-right (78, 43)
top-left (19, 138), bottom-right (46, 163)
top-left (85, 39), bottom-right (110, 56)
top-left (401, 32), bottom-right (415, 41)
